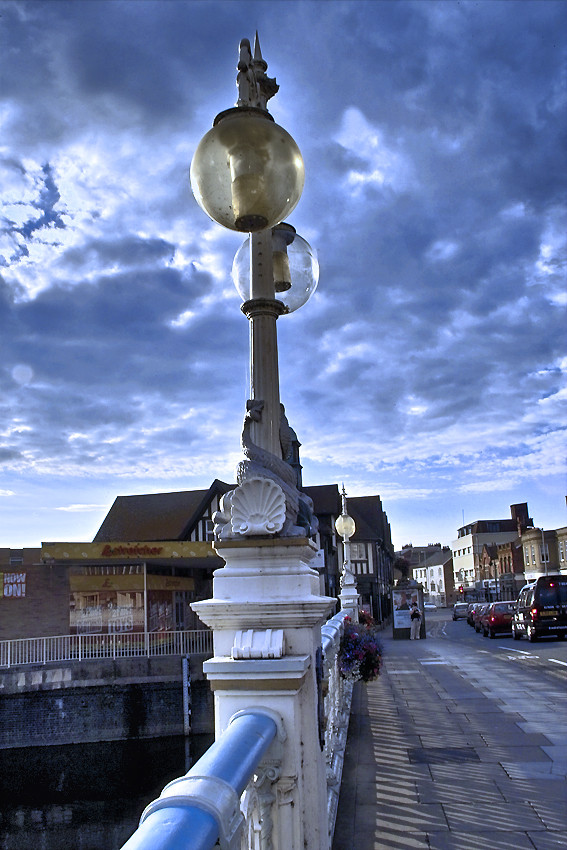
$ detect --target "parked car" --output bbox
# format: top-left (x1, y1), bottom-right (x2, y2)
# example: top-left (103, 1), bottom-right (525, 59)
top-left (473, 603), bottom-right (491, 632)
top-left (480, 601), bottom-right (515, 638)
top-left (512, 575), bottom-right (567, 642)
top-left (452, 602), bottom-right (469, 620)
top-left (424, 602), bottom-right (437, 610)
top-left (466, 603), bottom-right (477, 626)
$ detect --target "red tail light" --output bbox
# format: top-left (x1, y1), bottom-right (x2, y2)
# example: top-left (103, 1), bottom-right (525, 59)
top-left (489, 616), bottom-right (495, 623)
top-left (531, 607), bottom-right (538, 620)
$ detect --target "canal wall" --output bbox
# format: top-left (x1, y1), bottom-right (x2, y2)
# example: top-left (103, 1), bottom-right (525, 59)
top-left (0, 655), bottom-right (214, 749)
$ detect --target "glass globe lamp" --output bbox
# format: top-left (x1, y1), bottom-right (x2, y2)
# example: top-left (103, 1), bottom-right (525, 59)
top-left (232, 223), bottom-right (319, 312)
top-left (190, 107), bottom-right (305, 232)
top-left (335, 512), bottom-right (355, 541)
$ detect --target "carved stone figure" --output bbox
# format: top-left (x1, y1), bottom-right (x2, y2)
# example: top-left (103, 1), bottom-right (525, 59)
top-left (213, 399), bottom-right (318, 540)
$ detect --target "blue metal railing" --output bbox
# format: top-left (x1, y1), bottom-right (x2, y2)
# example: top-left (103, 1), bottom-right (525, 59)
top-left (120, 709), bottom-right (279, 850)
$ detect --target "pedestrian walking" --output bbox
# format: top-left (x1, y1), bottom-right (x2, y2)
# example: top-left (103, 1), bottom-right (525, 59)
top-left (410, 602), bottom-right (421, 639)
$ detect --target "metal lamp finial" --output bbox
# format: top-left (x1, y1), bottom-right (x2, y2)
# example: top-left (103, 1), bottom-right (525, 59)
top-left (237, 33), bottom-right (279, 110)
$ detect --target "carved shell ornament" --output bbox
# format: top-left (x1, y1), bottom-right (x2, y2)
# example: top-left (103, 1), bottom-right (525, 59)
top-left (230, 477), bottom-right (286, 536)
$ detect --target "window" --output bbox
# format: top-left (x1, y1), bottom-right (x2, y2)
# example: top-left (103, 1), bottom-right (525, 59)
top-left (560, 541), bottom-right (565, 562)
top-left (9, 556), bottom-right (23, 566)
top-left (81, 594), bottom-right (99, 609)
top-left (350, 543), bottom-right (367, 560)
top-left (205, 519), bottom-right (215, 541)
top-left (540, 543), bottom-right (549, 563)
top-left (531, 545), bottom-right (535, 564)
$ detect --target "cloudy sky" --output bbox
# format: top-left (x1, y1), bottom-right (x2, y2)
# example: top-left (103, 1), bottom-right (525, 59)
top-left (1, 0), bottom-right (566, 551)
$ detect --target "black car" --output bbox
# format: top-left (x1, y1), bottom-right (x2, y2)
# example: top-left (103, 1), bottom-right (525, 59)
top-left (512, 574), bottom-right (567, 641)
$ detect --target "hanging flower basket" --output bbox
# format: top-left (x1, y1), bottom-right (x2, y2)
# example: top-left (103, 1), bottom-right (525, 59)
top-left (338, 613), bottom-right (382, 683)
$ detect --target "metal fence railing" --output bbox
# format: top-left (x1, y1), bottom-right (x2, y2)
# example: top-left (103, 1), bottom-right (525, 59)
top-left (0, 629), bottom-right (213, 668)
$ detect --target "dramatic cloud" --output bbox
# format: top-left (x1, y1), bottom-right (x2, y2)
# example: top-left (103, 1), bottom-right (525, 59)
top-left (1, 0), bottom-right (565, 548)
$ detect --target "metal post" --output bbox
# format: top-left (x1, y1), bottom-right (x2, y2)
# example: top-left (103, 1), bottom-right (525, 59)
top-left (144, 562), bottom-right (150, 655)
top-left (182, 655), bottom-right (191, 738)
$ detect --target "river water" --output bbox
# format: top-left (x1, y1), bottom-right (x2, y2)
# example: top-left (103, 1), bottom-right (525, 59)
top-left (0, 734), bottom-right (213, 850)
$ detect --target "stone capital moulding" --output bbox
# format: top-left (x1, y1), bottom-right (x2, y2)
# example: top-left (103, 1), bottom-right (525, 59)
top-left (192, 598), bottom-right (336, 632)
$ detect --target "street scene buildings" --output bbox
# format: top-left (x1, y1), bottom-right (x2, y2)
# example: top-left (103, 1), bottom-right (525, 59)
top-left (3, 497), bottom-right (565, 644)
top-left (0, 481), bottom-right (395, 643)
top-left (394, 501), bottom-right (567, 606)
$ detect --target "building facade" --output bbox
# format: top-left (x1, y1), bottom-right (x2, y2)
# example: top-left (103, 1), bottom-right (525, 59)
top-left (451, 503), bottom-right (533, 594)
top-left (0, 482), bottom-right (231, 642)
top-left (521, 526), bottom-right (566, 580)
top-left (411, 547), bottom-right (455, 607)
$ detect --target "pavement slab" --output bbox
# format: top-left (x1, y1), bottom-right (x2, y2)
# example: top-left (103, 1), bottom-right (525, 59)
top-left (527, 832), bottom-right (567, 849)
top-left (442, 801), bottom-right (544, 831)
top-left (494, 776), bottom-right (567, 802)
top-left (415, 779), bottom-right (506, 806)
top-left (529, 800), bottom-right (567, 830)
top-left (427, 831), bottom-right (536, 850)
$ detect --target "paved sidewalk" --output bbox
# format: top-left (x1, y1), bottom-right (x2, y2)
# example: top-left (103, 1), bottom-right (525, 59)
top-left (332, 628), bottom-right (567, 850)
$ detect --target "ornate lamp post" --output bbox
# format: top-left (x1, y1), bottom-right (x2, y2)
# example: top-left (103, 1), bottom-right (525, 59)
top-left (335, 485), bottom-right (360, 621)
top-left (191, 34), bottom-right (318, 531)
top-left (190, 35), bottom-right (334, 850)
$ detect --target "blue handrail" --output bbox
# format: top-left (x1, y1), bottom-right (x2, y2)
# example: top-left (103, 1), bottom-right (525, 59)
top-left (120, 709), bottom-right (278, 850)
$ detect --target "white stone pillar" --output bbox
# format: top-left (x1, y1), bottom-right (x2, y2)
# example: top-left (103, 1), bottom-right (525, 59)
top-left (192, 537), bottom-right (336, 850)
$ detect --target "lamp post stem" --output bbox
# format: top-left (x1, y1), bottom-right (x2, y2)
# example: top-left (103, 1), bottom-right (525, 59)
top-left (244, 231), bottom-right (283, 457)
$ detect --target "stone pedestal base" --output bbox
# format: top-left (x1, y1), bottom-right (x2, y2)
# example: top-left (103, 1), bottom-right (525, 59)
top-left (192, 537), bottom-right (336, 850)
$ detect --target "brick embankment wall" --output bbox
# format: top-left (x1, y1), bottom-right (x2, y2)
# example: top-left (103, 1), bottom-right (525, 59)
top-left (0, 655), bottom-right (213, 749)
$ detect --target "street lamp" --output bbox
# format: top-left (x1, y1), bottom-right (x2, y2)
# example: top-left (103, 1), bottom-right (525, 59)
top-left (190, 107), bottom-right (304, 233)
top-left (190, 33), bottom-right (317, 539)
top-left (190, 36), bottom-right (304, 233)
top-left (232, 223), bottom-right (319, 312)
top-left (335, 485), bottom-right (359, 619)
